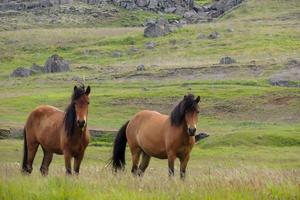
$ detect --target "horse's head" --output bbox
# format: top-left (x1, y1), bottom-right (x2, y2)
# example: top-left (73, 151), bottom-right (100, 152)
top-left (73, 85), bottom-right (91, 131)
top-left (170, 94), bottom-right (200, 136)
top-left (183, 94), bottom-right (200, 136)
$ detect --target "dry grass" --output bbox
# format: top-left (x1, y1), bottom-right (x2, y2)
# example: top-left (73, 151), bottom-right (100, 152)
top-left (0, 163), bottom-right (299, 200)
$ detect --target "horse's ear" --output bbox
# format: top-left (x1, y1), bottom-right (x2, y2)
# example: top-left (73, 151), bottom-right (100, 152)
top-left (74, 85), bottom-right (77, 91)
top-left (184, 95), bottom-right (187, 99)
top-left (85, 86), bottom-right (91, 96)
top-left (196, 96), bottom-right (201, 103)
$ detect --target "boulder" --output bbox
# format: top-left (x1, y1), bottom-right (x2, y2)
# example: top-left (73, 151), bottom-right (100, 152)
top-left (137, 64), bottom-right (145, 71)
top-left (220, 56), bottom-right (236, 64)
top-left (11, 67), bottom-right (32, 77)
top-left (44, 54), bottom-right (70, 73)
top-left (183, 10), bottom-right (200, 23)
top-left (144, 18), bottom-right (171, 37)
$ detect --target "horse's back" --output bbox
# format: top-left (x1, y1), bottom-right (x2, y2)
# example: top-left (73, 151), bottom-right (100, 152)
top-left (127, 110), bottom-right (169, 158)
top-left (25, 105), bottom-right (64, 154)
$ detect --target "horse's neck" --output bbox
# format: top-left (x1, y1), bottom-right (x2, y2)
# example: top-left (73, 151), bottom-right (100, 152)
top-left (70, 126), bottom-right (88, 140)
top-left (179, 123), bottom-right (194, 144)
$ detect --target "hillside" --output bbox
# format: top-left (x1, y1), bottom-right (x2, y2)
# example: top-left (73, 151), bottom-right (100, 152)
top-left (0, 0), bottom-right (300, 199)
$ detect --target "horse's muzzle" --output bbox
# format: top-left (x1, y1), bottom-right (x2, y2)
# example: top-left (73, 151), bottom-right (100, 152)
top-left (188, 127), bottom-right (196, 136)
top-left (77, 120), bottom-right (86, 129)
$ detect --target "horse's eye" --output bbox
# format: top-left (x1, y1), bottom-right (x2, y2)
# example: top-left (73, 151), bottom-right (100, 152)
top-left (87, 102), bottom-right (90, 105)
top-left (196, 110), bottom-right (200, 114)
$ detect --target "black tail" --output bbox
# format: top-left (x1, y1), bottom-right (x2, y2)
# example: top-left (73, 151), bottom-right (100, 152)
top-left (22, 128), bottom-right (28, 172)
top-left (112, 121), bottom-right (129, 171)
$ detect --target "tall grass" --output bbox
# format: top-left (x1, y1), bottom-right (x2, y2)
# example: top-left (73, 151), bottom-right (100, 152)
top-left (0, 163), bottom-right (299, 200)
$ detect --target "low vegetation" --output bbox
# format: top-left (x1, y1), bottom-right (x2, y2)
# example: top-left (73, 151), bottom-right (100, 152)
top-left (0, 0), bottom-right (299, 199)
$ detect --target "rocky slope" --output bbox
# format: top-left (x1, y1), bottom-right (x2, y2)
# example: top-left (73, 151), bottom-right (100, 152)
top-left (0, 0), bottom-right (244, 27)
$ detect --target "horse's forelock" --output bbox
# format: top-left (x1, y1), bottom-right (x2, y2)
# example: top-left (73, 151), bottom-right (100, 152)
top-left (170, 94), bottom-right (198, 126)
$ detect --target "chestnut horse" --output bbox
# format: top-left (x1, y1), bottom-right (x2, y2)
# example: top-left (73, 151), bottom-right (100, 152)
top-left (22, 85), bottom-right (91, 175)
top-left (112, 94), bottom-right (200, 179)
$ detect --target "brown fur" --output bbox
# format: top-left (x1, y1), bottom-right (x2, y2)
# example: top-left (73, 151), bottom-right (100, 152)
top-left (22, 85), bottom-right (91, 175)
top-left (112, 94), bottom-right (200, 179)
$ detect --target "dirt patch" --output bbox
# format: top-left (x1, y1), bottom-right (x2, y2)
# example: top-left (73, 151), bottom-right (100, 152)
top-left (276, 11), bottom-right (300, 21)
top-left (114, 64), bottom-right (267, 81)
top-left (268, 96), bottom-right (295, 106)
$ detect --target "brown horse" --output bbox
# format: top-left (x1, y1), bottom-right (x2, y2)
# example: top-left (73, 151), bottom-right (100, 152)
top-left (112, 94), bottom-right (200, 179)
top-left (22, 85), bottom-right (91, 175)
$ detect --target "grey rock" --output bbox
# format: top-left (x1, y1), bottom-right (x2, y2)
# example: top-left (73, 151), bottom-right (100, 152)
top-left (220, 56), bottom-right (236, 64)
top-left (11, 67), bottom-right (32, 77)
top-left (135, 0), bottom-right (149, 7)
top-left (144, 23), bottom-right (165, 37)
top-left (144, 18), bottom-right (171, 37)
top-left (112, 51), bottom-right (122, 57)
top-left (44, 54), bottom-right (70, 73)
top-left (227, 27), bottom-right (234, 32)
top-left (137, 64), bottom-right (145, 71)
top-left (208, 31), bottom-right (220, 39)
top-left (144, 41), bottom-right (156, 49)
top-left (148, 0), bottom-right (158, 9)
top-left (210, 0), bottom-right (244, 17)
top-left (129, 46), bottom-right (139, 52)
top-left (183, 10), bottom-right (200, 23)
top-left (164, 7), bottom-right (176, 13)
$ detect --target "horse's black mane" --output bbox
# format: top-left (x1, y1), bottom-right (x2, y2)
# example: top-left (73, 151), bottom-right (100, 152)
top-left (170, 94), bottom-right (199, 126)
top-left (64, 85), bottom-right (86, 137)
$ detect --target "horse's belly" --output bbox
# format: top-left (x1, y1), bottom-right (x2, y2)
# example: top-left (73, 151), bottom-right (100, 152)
top-left (138, 137), bottom-right (167, 159)
top-left (148, 151), bottom-right (168, 159)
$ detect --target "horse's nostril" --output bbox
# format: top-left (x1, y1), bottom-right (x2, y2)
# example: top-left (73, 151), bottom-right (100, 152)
top-left (77, 120), bottom-right (85, 128)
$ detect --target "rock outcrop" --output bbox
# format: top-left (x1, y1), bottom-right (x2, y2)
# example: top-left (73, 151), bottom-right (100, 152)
top-left (44, 54), bottom-right (70, 73)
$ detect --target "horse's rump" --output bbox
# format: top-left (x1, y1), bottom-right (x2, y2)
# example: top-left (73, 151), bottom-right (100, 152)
top-left (25, 105), bottom-right (64, 154)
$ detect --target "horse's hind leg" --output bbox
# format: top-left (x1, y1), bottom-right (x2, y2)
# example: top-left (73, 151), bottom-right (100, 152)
top-left (138, 152), bottom-right (151, 176)
top-left (25, 141), bottom-right (39, 174)
top-left (40, 149), bottom-right (53, 176)
top-left (130, 147), bottom-right (142, 176)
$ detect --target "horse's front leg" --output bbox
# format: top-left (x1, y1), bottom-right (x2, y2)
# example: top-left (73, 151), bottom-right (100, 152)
top-left (179, 154), bottom-right (190, 180)
top-left (167, 152), bottom-right (176, 177)
top-left (74, 152), bottom-right (85, 175)
top-left (64, 151), bottom-right (72, 175)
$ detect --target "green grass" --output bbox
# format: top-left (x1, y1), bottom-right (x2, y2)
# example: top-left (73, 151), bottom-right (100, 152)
top-left (0, 139), bottom-right (299, 199)
top-left (1, 0), bottom-right (300, 199)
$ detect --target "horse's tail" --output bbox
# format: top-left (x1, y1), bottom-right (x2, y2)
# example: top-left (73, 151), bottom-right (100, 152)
top-left (22, 128), bottom-right (28, 172)
top-left (112, 120), bottom-right (129, 171)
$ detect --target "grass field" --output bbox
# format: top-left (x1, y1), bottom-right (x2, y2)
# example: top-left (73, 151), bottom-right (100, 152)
top-left (0, 0), bottom-right (300, 199)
